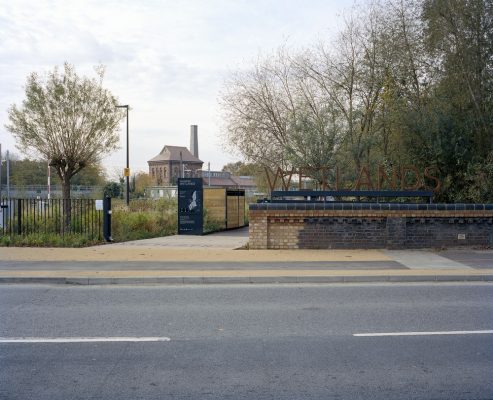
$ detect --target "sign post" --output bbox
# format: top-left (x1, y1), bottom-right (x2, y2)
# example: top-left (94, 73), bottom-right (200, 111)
top-left (178, 178), bottom-right (203, 235)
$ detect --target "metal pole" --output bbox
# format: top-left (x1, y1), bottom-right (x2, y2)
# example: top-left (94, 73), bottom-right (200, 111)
top-left (116, 105), bottom-right (130, 206)
top-left (0, 143), bottom-right (2, 200)
top-left (47, 159), bottom-right (51, 200)
top-left (125, 106), bottom-right (129, 206)
top-left (208, 162), bottom-right (211, 187)
top-left (6, 150), bottom-right (10, 199)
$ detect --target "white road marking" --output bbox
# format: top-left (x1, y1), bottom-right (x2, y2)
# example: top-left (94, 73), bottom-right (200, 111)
top-left (353, 330), bottom-right (493, 337)
top-left (0, 337), bottom-right (171, 343)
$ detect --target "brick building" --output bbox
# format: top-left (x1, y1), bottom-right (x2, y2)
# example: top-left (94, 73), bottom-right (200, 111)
top-left (147, 125), bottom-right (203, 185)
top-left (148, 145), bottom-right (203, 185)
top-left (147, 125), bottom-right (258, 195)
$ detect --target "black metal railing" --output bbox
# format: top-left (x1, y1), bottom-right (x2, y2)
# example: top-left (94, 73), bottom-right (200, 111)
top-left (0, 198), bottom-right (102, 240)
top-left (268, 190), bottom-right (434, 204)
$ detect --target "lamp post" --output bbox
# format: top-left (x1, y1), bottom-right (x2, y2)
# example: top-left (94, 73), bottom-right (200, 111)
top-left (116, 105), bottom-right (130, 206)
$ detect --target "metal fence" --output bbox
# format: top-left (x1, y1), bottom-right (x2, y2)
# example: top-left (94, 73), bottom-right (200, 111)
top-left (0, 185), bottom-right (103, 199)
top-left (0, 198), bottom-right (102, 240)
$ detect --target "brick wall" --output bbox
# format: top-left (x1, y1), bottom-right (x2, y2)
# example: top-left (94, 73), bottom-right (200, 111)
top-left (249, 203), bottom-right (493, 249)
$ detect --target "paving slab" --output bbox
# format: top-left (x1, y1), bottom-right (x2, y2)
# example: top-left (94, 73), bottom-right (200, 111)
top-left (383, 250), bottom-right (474, 270)
top-left (437, 249), bottom-right (493, 269)
top-left (104, 227), bottom-right (250, 249)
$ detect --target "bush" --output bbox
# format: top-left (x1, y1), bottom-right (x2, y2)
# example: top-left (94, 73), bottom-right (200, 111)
top-left (103, 181), bottom-right (122, 198)
top-left (0, 233), bottom-right (100, 247)
top-left (203, 208), bottom-right (225, 234)
top-left (111, 199), bottom-right (177, 242)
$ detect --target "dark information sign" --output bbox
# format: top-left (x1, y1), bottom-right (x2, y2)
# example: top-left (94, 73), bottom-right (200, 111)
top-left (178, 178), bottom-right (203, 235)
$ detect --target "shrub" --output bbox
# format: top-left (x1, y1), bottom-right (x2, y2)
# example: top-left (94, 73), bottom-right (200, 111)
top-left (0, 233), bottom-right (100, 247)
top-left (111, 205), bottom-right (177, 242)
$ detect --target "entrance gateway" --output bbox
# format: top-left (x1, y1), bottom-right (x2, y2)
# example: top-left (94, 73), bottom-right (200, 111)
top-left (178, 178), bottom-right (247, 235)
top-left (249, 189), bottom-right (493, 250)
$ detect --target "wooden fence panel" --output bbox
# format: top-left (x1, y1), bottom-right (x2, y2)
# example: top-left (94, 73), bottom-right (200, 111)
top-left (204, 188), bottom-right (226, 229)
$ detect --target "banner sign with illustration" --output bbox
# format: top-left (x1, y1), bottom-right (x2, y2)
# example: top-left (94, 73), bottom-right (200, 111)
top-left (178, 178), bottom-right (203, 235)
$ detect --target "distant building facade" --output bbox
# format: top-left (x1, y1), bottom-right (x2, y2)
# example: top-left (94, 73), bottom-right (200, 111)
top-left (200, 171), bottom-right (257, 194)
top-left (148, 145), bottom-right (203, 185)
top-left (148, 125), bottom-right (203, 185)
top-left (146, 125), bottom-right (257, 196)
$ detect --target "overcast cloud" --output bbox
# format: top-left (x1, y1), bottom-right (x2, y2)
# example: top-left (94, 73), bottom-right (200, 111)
top-left (0, 0), bottom-right (352, 176)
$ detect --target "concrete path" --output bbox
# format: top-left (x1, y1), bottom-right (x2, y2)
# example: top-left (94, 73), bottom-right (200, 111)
top-left (0, 227), bottom-right (492, 284)
top-left (104, 226), bottom-right (250, 249)
top-left (383, 250), bottom-right (474, 270)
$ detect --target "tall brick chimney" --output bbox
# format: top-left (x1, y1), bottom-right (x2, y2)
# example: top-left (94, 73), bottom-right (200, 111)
top-left (190, 125), bottom-right (198, 158)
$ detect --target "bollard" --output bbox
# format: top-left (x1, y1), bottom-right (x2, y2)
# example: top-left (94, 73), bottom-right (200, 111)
top-left (103, 196), bottom-right (113, 242)
top-left (17, 199), bottom-right (22, 235)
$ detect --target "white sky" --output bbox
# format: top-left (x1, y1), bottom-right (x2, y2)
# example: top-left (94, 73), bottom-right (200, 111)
top-left (0, 0), bottom-right (353, 178)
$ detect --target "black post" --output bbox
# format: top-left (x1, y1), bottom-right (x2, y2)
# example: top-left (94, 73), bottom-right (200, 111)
top-left (17, 199), bottom-right (22, 234)
top-left (103, 196), bottom-right (113, 242)
top-left (125, 106), bottom-right (129, 206)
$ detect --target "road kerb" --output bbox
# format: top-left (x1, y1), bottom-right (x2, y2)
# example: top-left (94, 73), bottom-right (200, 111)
top-left (0, 269), bottom-right (492, 285)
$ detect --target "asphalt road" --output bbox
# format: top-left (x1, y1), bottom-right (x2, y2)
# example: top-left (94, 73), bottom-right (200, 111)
top-left (1, 283), bottom-right (492, 400)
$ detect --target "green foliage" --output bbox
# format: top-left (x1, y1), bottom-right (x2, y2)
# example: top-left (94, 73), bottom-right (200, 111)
top-left (0, 198), bottom-right (179, 247)
top-left (111, 199), bottom-right (177, 241)
top-left (111, 212), bottom-right (167, 241)
top-left (0, 198), bottom-right (102, 248)
top-left (103, 181), bottom-right (122, 198)
top-left (221, 161), bottom-right (270, 192)
top-left (285, 104), bottom-right (341, 185)
top-left (1, 155), bottom-right (106, 187)
top-left (115, 198), bottom-right (177, 213)
top-left (462, 152), bottom-right (493, 203)
top-left (69, 164), bottom-right (106, 186)
top-left (4, 158), bottom-right (49, 186)
top-left (6, 63), bottom-right (124, 200)
top-left (0, 196), bottom-right (242, 247)
top-left (0, 233), bottom-right (100, 247)
top-left (133, 172), bottom-right (152, 198)
top-left (221, 0), bottom-right (493, 202)
top-left (203, 208), bottom-right (224, 234)
top-left (222, 161), bottom-right (258, 176)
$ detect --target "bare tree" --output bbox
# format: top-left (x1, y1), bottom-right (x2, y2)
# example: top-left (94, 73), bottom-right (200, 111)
top-left (220, 51), bottom-right (295, 172)
top-left (294, 6), bottom-right (387, 175)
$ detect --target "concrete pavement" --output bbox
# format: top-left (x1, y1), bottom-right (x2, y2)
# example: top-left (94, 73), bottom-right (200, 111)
top-left (0, 226), bottom-right (492, 284)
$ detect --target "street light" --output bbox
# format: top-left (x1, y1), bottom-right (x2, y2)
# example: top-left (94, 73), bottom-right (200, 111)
top-left (116, 105), bottom-right (130, 206)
